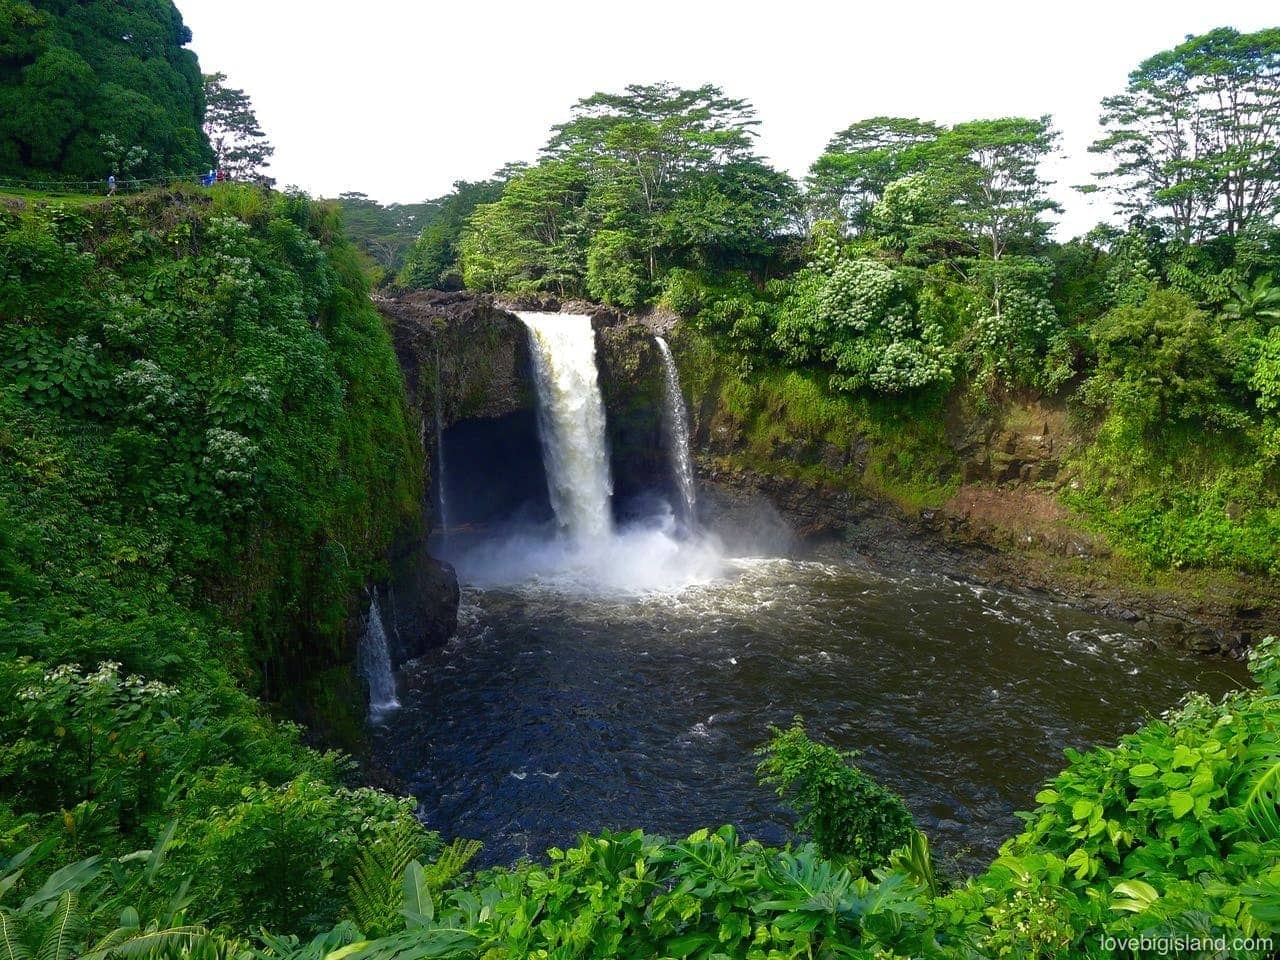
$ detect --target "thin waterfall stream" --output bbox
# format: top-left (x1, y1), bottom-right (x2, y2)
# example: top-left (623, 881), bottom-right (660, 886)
top-left (359, 594), bottom-right (399, 720)
top-left (433, 347), bottom-right (451, 546)
top-left (655, 335), bottom-right (698, 529)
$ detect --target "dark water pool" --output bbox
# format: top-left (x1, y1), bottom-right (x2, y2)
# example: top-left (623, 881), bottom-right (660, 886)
top-left (370, 556), bottom-right (1246, 868)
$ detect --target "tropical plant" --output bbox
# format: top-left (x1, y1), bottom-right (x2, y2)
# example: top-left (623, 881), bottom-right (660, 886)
top-left (756, 718), bottom-right (916, 869)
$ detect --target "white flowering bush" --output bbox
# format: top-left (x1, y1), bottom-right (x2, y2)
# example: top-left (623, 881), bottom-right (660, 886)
top-left (774, 227), bottom-right (954, 394)
top-left (970, 272), bottom-right (1060, 389)
top-left (0, 658), bottom-right (180, 834)
top-left (202, 426), bottom-right (261, 513)
top-left (113, 358), bottom-right (189, 425)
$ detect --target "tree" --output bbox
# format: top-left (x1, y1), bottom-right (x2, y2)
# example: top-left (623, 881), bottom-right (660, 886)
top-left (943, 116), bottom-right (1061, 264)
top-left (807, 117), bottom-right (944, 233)
top-left (398, 178), bottom-right (507, 289)
top-left (458, 160), bottom-right (589, 293)
top-left (0, 0), bottom-right (211, 178)
top-left (202, 72), bottom-right (274, 183)
top-left (1090, 27), bottom-right (1280, 240)
top-left (545, 82), bottom-right (781, 282)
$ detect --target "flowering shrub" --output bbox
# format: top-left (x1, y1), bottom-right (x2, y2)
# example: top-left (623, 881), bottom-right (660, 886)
top-left (773, 232), bottom-right (953, 394)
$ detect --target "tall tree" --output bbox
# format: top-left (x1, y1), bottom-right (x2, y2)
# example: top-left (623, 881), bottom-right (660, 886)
top-left (459, 160), bottom-right (589, 293)
top-left (398, 177), bottom-right (507, 289)
top-left (0, 0), bottom-right (211, 178)
top-left (202, 72), bottom-right (274, 183)
top-left (807, 117), bottom-right (944, 233)
top-left (945, 116), bottom-right (1061, 263)
top-left (1090, 26), bottom-right (1280, 240)
top-left (545, 82), bottom-right (774, 282)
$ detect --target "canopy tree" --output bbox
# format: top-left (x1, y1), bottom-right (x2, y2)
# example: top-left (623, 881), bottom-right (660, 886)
top-left (1090, 26), bottom-right (1280, 241)
top-left (458, 83), bottom-right (797, 301)
top-left (545, 83), bottom-right (797, 282)
top-left (0, 0), bottom-right (211, 178)
top-left (398, 177), bottom-right (508, 288)
top-left (459, 159), bottom-right (590, 293)
top-left (807, 117), bottom-right (944, 233)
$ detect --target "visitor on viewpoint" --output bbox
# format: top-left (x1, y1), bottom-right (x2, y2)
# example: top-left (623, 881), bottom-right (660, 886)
top-left (106, 174), bottom-right (116, 195)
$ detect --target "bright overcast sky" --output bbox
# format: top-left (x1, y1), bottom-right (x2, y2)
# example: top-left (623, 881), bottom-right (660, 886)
top-left (178, 0), bottom-right (1277, 239)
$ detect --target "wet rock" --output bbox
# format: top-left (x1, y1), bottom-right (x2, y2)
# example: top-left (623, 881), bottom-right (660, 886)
top-left (377, 537), bottom-right (460, 668)
top-left (380, 290), bottom-right (536, 425)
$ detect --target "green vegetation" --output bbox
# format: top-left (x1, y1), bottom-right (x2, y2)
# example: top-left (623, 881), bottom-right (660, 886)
top-left (0, 184), bottom-right (431, 939)
top-left (3, 7), bottom-right (1280, 959)
top-left (390, 26), bottom-right (1280, 576)
top-left (5, 643), bottom-right (1278, 957)
top-left (0, 1), bottom-right (211, 180)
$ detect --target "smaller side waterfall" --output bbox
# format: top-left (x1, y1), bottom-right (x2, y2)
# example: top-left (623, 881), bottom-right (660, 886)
top-left (655, 336), bottom-right (697, 528)
top-left (433, 348), bottom-right (451, 545)
top-left (359, 594), bottom-right (399, 720)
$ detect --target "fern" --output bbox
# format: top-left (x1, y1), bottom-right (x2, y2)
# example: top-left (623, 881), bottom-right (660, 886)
top-left (35, 892), bottom-right (80, 960)
top-left (422, 840), bottom-right (482, 894)
top-left (0, 911), bottom-right (29, 960)
top-left (81, 925), bottom-right (214, 960)
top-left (345, 820), bottom-right (430, 938)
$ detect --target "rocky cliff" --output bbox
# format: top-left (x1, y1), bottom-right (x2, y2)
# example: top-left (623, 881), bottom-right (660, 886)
top-left (376, 292), bottom-right (1275, 658)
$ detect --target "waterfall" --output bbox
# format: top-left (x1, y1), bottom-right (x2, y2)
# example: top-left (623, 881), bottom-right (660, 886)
top-left (433, 348), bottom-right (451, 545)
top-left (654, 336), bottom-right (697, 528)
top-left (359, 594), bottom-right (399, 719)
top-left (518, 312), bottom-right (614, 542)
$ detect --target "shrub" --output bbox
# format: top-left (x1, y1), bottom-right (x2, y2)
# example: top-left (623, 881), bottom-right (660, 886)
top-left (756, 718), bottom-right (915, 869)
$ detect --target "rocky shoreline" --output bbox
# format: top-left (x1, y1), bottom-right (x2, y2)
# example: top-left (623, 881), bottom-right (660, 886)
top-left (698, 465), bottom-right (1276, 659)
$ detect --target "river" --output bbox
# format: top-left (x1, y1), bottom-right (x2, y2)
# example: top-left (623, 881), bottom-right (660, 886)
top-left (371, 554), bottom-right (1245, 868)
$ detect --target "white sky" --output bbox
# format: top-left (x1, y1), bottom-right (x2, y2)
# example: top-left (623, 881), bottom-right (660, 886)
top-left (178, 0), bottom-right (1277, 239)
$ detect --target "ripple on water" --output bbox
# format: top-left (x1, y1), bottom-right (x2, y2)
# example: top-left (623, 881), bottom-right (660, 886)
top-left (381, 550), bottom-right (1248, 869)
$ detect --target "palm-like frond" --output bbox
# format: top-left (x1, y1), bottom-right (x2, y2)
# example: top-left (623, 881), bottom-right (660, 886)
top-left (422, 841), bottom-right (482, 895)
top-left (35, 893), bottom-right (80, 960)
top-left (345, 821), bottom-right (430, 938)
top-left (1239, 744), bottom-right (1280, 842)
top-left (0, 911), bottom-right (30, 960)
top-left (80, 925), bottom-right (214, 959)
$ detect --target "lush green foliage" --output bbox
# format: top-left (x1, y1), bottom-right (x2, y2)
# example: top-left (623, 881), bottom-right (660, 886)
top-left (333, 192), bottom-right (438, 281)
top-left (455, 83), bottom-right (800, 301)
top-left (12, 648), bottom-right (1273, 959)
top-left (0, 1), bottom-right (212, 179)
top-left (756, 720), bottom-right (916, 869)
top-left (0, 185), bottom-right (431, 938)
top-left (1089, 26), bottom-right (1280, 241)
top-left (397, 178), bottom-right (507, 290)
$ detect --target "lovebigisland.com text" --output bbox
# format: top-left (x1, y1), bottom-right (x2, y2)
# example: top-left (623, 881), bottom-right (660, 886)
top-left (1100, 934), bottom-right (1274, 956)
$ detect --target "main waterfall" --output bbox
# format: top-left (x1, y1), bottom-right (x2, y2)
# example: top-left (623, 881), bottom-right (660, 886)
top-left (450, 311), bottom-right (724, 595)
top-left (518, 312), bottom-right (614, 542)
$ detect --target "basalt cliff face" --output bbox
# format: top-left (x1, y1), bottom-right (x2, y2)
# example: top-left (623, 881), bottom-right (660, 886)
top-left (678, 343), bottom-right (1277, 658)
top-left (379, 291), bottom-right (679, 521)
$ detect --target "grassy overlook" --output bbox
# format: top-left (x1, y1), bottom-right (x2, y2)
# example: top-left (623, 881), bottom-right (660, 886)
top-left (1, 4), bottom-right (1280, 959)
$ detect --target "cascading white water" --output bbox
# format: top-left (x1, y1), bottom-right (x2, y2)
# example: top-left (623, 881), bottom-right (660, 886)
top-left (359, 594), bottom-right (399, 719)
top-left (451, 312), bottom-right (724, 595)
top-left (433, 348), bottom-right (451, 545)
top-left (654, 336), bottom-right (697, 528)
top-left (518, 312), bottom-right (614, 542)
